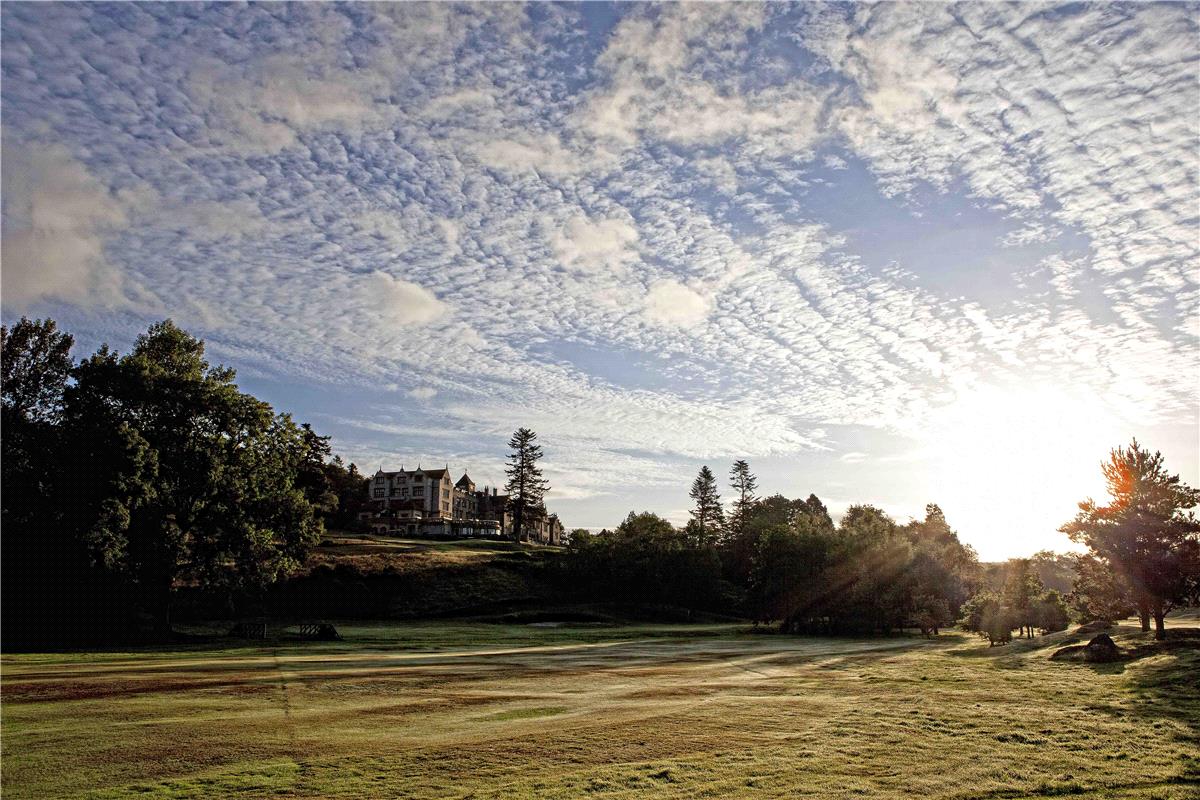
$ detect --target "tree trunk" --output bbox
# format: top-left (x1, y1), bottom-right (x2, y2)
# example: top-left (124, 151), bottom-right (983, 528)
top-left (155, 579), bottom-right (173, 641)
top-left (1153, 607), bottom-right (1166, 641)
top-left (512, 502), bottom-right (523, 544)
top-left (1138, 607), bottom-right (1150, 632)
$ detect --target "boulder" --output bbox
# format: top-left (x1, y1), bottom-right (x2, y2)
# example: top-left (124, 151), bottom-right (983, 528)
top-left (1051, 633), bottom-right (1123, 663)
top-left (1082, 633), bottom-right (1121, 661)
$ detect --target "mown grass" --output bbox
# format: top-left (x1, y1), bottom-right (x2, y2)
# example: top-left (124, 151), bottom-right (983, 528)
top-left (3, 622), bottom-right (1196, 799)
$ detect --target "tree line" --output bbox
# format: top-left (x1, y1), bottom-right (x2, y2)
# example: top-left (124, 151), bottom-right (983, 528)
top-left (4, 317), bottom-right (1196, 646)
top-left (565, 444), bottom-right (1198, 641)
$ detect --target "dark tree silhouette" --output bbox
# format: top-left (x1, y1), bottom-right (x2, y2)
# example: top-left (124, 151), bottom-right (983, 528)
top-left (727, 460), bottom-right (758, 543)
top-left (687, 465), bottom-right (724, 546)
top-left (63, 320), bottom-right (323, 635)
top-left (504, 427), bottom-right (548, 543)
top-left (2, 318), bottom-right (83, 645)
top-left (2, 317), bottom-right (74, 424)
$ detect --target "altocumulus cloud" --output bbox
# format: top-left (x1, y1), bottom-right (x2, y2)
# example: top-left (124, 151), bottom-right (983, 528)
top-left (644, 280), bottom-right (711, 328)
top-left (1, 141), bottom-right (133, 308)
top-left (0, 2), bottom-right (1195, 550)
top-left (368, 272), bottom-right (447, 327)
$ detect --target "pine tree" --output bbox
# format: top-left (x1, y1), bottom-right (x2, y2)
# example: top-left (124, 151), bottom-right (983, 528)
top-left (728, 460), bottom-right (758, 543)
top-left (688, 465), bottom-right (724, 547)
top-left (504, 427), bottom-right (549, 543)
top-left (1059, 439), bottom-right (1200, 639)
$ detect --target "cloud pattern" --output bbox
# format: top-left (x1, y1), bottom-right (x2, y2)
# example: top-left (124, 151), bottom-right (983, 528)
top-left (1, 3), bottom-right (1196, 557)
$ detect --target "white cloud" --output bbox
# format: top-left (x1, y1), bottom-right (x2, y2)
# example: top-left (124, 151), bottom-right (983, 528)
top-left (644, 280), bottom-right (711, 328)
top-left (473, 133), bottom-right (582, 176)
top-left (1, 140), bottom-right (132, 308)
top-left (186, 55), bottom-right (379, 156)
top-left (367, 272), bottom-right (447, 327)
top-left (408, 387), bottom-right (438, 401)
top-left (551, 214), bottom-right (639, 274)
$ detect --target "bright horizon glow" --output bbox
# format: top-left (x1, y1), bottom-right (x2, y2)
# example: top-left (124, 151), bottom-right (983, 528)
top-left (923, 383), bottom-right (1126, 560)
top-left (1, 3), bottom-right (1196, 560)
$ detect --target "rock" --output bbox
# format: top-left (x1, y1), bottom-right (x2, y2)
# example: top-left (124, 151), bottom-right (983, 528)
top-left (1083, 634), bottom-right (1121, 662)
top-left (1052, 633), bottom-right (1123, 663)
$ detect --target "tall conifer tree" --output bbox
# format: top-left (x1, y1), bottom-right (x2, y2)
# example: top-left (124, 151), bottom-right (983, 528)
top-left (504, 427), bottom-right (549, 543)
top-left (688, 465), bottom-right (724, 546)
top-left (728, 460), bottom-right (758, 543)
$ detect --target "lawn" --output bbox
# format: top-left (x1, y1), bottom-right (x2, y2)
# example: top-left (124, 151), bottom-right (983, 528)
top-left (2, 622), bottom-right (1196, 799)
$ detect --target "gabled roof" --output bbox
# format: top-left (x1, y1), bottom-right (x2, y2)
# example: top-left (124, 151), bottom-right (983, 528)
top-left (382, 467), bottom-right (450, 480)
top-left (456, 473), bottom-right (474, 487)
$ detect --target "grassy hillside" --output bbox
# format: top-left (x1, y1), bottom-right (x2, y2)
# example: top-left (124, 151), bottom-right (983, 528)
top-left (3, 621), bottom-right (1196, 798)
top-left (255, 533), bottom-right (567, 620)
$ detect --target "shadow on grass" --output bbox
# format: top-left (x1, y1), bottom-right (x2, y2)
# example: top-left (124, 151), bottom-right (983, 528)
top-left (970, 774), bottom-right (1199, 798)
top-left (1122, 640), bottom-right (1200, 743)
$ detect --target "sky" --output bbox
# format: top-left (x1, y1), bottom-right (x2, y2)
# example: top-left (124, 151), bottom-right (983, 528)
top-left (2, 2), bottom-right (1197, 560)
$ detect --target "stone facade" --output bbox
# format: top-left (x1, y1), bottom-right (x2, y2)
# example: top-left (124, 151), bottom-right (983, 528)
top-left (361, 465), bottom-right (562, 545)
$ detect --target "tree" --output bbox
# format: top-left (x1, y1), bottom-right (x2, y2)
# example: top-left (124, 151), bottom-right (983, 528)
top-left (1, 318), bottom-right (87, 645)
top-left (324, 456), bottom-right (370, 530)
top-left (504, 427), bottom-right (548, 543)
top-left (565, 512), bottom-right (723, 611)
top-left (798, 494), bottom-right (835, 532)
top-left (959, 591), bottom-right (1015, 646)
top-left (2, 317), bottom-right (74, 424)
top-left (1068, 553), bottom-right (1135, 623)
top-left (687, 465), bottom-right (724, 546)
top-left (1028, 550), bottom-right (1078, 594)
top-left (748, 524), bottom-right (808, 626)
top-left (727, 460), bottom-right (758, 543)
top-left (839, 507), bottom-right (911, 635)
top-left (1003, 559), bottom-right (1045, 638)
top-left (1059, 440), bottom-right (1200, 639)
top-left (566, 528), bottom-right (592, 546)
top-left (1034, 589), bottom-right (1070, 633)
top-left (62, 320), bottom-right (323, 635)
top-left (2, 317), bottom-right (75, 529)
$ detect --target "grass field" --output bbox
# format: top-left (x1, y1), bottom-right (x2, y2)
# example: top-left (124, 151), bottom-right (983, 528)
top-left (3, 621), bottom-right (1197, 799)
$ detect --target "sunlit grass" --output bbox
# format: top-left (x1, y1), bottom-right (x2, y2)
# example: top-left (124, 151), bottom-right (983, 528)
top-left (3, 622), bottom-right (1196, 798)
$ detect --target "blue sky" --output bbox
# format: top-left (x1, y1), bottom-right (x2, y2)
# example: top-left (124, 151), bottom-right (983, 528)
top-left (3, 2), bottom-right (1197, 560)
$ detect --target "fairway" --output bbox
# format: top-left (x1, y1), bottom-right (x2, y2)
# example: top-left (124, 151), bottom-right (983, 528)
top-left (3, 623), bottom-right (1197, 799)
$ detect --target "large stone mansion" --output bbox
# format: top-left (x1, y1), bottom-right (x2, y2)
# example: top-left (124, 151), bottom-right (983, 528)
top-left (360, 466), bottom-right (563, 545)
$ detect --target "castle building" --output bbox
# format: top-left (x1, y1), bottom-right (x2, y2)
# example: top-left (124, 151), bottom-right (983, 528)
top-left (361, 465), bottom-right (562, 545)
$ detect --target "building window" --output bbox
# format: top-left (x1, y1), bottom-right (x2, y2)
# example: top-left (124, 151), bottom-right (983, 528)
top-left (401, 488), bottom-right (408, 497)
top-left (413, 487), bottom-right (424, 497)
top-left (373, 488), bottom-right (384, 498)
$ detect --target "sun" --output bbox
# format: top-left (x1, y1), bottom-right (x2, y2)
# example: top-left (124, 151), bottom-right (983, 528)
top-left (923, 382), bottom-right (1127, 559)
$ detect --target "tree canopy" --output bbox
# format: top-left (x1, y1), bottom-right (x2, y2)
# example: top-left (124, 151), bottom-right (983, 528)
top-left (3, 318), bottom-right (342, 643)
top-left (1059, 440), bottom-right (1200, 639)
